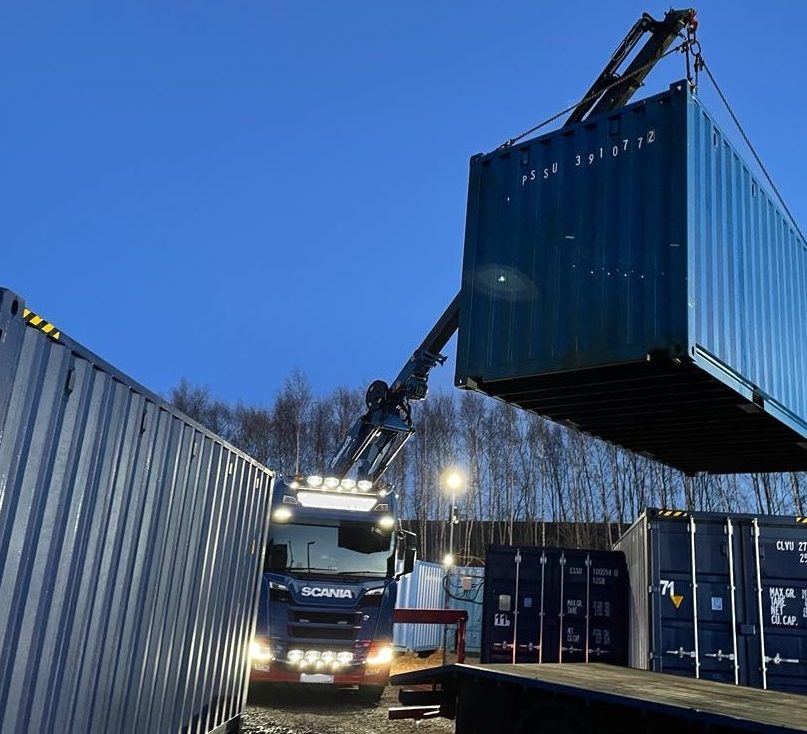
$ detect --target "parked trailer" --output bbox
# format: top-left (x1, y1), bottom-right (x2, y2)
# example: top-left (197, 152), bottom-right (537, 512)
top-left (616, 508), bottom-right (807, 693)
top-left (390, 662), bottom-right (807, 734)
top-left (0, 288), bottom-right (274, 734)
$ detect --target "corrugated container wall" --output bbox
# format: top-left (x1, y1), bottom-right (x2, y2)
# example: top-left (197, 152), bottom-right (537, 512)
top-left (393, 560), bottom-right (444, 653)
top-left (455, 81), bottom-right (807, 474)
top-left (481, 546), bottom-right (627, 666)
top-left (615, 508), bottom-right (807, 694)
top-left (0, 289), bottom-right (274, 734)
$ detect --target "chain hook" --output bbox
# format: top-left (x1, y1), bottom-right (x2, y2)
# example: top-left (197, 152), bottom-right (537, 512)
top-left (684, 10), bottom-right (702, 93)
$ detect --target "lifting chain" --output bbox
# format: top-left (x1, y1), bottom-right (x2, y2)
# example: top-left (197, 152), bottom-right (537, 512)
top-left (683, 11), bottom-right (704, 93)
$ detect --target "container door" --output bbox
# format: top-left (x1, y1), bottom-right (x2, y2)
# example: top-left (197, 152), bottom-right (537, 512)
top-left (587, 552), bottom-right (629, 666)
top-left (650, 515), bottom-right (739, 682)
top-left (557, 551), bottom-right (588, 663)
top-left (481, 548), bottom-right (543, 663)
top-left (750, 520), bottom-right (807, 693)
top-left (650, 516), bottom-right (699, 677)
top-left (688, 518), bottom-right (741, 685)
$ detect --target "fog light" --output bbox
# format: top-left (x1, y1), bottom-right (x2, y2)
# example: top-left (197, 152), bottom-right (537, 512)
top-left (304, 650), bottom-right (321, 662)
top-left (337, 651), bottom-right (354, 665)
top-left (288, 649), bottom-right (304, 664)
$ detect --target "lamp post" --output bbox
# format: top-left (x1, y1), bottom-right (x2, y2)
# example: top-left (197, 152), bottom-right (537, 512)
top-left (441, 468), bottom-right (466, 662)
top-left (443, 470), bottom-right (465, 568)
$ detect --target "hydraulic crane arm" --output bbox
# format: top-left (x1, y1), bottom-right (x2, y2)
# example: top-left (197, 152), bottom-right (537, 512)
top-left (327, 8), bottom-right (697, 483)
top-left (564, 8), bottom-right (696, 126)
top-left (329, 293), bottom-right (460, 482)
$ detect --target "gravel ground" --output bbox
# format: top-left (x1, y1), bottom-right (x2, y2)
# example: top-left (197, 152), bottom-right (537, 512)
top-left (242, 654), bottom-right (456, 734)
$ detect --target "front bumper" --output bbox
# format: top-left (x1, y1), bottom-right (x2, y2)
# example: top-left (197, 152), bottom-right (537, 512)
top-left (250, 661), bottom-right (390, 687)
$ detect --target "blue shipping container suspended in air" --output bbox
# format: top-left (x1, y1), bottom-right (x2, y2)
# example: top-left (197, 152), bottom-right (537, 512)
top-left (0, 288), bottom-right (274, 734)
top-left (455, 81), bottom-right (807, 474)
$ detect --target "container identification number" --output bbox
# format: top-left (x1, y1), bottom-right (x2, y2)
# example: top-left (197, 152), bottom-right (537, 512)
top-left (774, 539), bottom-right (807, 563)
top-left (520, 129), bottom-right (656, 187)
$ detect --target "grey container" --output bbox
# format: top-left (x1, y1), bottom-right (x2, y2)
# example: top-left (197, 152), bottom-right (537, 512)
top-left (0, 288), bottom-right (274, 734)
top-left (615, 508), bottom-right (807, 694)
top-left (455, 81), bottom-right (807, 474)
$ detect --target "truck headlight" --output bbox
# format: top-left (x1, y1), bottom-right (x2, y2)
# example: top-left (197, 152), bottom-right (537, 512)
top-left (250, 639), bottom-right (273, 663)
top-left (366, 645), bottom-right (393, 666)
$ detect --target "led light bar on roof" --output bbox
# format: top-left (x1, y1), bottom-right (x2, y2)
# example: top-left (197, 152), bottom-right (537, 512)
top-left (295, 491), bottom-right (377, 512)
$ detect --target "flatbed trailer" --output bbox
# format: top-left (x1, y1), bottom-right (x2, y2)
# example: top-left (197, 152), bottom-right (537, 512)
top-left (390, 663), bottom-right (807, 734)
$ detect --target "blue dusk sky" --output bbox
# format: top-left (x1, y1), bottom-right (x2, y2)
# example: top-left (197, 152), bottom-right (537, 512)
top-left (2, 1), bottom-right (805, 405)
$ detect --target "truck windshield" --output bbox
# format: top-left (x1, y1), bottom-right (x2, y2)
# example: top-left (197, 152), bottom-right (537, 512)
top-left (265, 520), bottom-right (395, 578)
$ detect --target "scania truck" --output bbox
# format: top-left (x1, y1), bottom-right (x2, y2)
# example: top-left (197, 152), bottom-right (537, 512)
top-left (250, 475), bottom-right (414, 699)
top-left (249, 296), bottom-right (458, 696)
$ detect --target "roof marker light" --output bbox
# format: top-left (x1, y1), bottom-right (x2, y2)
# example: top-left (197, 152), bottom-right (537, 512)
top-left (340, 478), bottom-right (356, 491)
top-left (307, 475), bottom-right (323, 487)
top-left (357, 480), bottom-right (373, 492)
top-left (324, 476), bottom-right (340, 489)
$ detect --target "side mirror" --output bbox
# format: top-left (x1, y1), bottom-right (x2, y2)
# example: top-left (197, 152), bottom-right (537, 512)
top-left (402, 546), bottom-right (416, 576)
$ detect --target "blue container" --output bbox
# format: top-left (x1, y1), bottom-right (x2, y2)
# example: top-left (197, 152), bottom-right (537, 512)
top-left (615, 508), bottom-right (807, 694)
top-left (0, 288), bottom-right (274, 734)
top-left (455, 81), bottom-right (807, 474)
top-left (447, 566), bottom-right (484, 653)
top-left (480, 546), bottom-right (627, 666)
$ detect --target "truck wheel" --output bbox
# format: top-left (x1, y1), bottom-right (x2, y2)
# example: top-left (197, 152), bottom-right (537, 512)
top-left (357, 685), bottom-right (385, 703)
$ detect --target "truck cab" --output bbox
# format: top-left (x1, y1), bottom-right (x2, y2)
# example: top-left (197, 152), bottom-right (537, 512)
top-left (249, 475), bottom-right (414, 699)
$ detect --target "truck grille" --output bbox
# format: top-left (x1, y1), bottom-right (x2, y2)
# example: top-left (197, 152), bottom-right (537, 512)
top-left (291, 610), bottom-right (357, 625)
top-left (287, 605), bottom-right (362, 644)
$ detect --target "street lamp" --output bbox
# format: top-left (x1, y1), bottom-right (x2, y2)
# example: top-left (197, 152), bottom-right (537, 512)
top-left (440, 468), bottom-right (466, 662)
top-left (441, 469), bottom-right (466, 567)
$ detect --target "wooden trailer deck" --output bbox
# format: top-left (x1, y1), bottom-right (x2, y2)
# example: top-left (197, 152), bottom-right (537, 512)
top-left (391, 663), bottom-right (807, 733)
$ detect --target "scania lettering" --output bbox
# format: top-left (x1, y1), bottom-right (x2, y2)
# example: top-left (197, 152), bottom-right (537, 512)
top-left (300, 587), bottom-right (354, 599)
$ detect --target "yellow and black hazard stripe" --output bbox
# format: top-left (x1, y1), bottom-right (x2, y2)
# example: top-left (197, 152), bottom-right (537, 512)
top-left (796, 517), bottom-right (807, 525)
top-left (22, 308), bottom-right (61, 341)
top-left (658, 509), bottom-right (688, 518)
